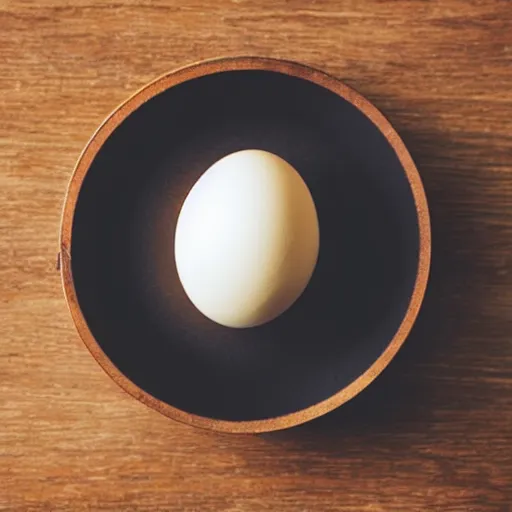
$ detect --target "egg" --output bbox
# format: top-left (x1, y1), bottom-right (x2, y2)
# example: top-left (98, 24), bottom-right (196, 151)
top-left (174, 149), bottom-right (320, 328)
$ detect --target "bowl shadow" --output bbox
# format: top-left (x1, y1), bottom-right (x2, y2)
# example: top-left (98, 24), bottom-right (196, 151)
top-left (260, 122), bottom-right (489, 449)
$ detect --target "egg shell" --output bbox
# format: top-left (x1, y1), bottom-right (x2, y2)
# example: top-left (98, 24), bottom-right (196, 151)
top-left (174, 149), bottom-right (320, 328)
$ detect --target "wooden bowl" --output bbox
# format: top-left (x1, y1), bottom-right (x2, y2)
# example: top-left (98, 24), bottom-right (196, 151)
top-left (60, 57), bottom-right (430, 433)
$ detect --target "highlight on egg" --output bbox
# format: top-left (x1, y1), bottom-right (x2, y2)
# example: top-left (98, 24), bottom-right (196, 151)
top-left (174, 149), bottom-right (320, 328)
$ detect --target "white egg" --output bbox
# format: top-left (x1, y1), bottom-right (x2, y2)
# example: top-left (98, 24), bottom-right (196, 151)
top-left (174, 149), bottom-right (320, 328)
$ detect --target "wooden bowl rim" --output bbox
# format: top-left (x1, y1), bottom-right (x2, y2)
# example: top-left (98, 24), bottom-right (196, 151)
top-left (60, 56), bottom-right (431, 433)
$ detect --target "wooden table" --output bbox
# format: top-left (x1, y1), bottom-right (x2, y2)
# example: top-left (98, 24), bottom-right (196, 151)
top-left (1, 1), bottom-right (511, 510)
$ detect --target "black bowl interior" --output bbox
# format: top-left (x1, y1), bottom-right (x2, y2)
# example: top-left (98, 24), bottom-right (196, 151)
top-left (71, 69), bottom-right (419, 422)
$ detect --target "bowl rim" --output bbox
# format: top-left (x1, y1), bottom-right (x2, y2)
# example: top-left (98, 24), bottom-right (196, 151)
top-left (59, 56), bottom-right (431, 433)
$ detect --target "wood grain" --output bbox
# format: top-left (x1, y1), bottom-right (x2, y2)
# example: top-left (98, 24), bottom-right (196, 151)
top-left (1, 0), bottom-right (511, 510)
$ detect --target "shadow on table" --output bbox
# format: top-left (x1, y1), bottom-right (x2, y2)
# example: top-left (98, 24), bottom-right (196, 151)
top-left (259, 122), bottom-right (492, 453)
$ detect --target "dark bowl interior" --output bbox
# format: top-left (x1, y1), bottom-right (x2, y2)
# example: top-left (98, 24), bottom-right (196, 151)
top-left (71, 69), bottom-right (419, 422)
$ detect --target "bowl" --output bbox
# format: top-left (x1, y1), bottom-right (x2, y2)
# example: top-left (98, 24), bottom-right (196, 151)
top-left (60, 57), bottom-right (430, 433)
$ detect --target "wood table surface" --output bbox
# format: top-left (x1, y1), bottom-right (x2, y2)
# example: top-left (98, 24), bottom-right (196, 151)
top-left (1, 0), bottom-right (511, 510)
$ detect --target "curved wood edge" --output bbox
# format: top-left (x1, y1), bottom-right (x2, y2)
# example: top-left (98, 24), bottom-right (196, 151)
top-left (59, 56), bottom-right (431, 434)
